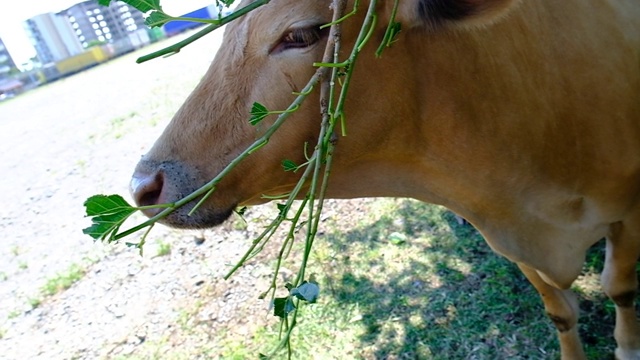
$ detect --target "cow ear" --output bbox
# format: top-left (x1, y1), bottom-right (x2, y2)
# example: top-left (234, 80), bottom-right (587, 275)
top-left (393, 0), bottom-right (520, 29)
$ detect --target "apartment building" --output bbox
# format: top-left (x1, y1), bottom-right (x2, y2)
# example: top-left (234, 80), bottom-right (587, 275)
top-left (24, 13), bottom-right (84, 64)
top-left (64, 1), bottom-right (149, 52)
top-left (24, 1), bottom-right (149, 65)
top-left (0, 37), bottom-right (18, 79)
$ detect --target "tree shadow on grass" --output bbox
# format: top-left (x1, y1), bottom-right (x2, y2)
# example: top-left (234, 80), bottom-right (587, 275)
top-left (317, 199), bottom-right (625, 359)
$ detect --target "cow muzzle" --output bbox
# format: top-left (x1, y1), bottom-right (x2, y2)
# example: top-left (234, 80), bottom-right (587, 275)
top-left (129, 159), bottom-right (235, 228)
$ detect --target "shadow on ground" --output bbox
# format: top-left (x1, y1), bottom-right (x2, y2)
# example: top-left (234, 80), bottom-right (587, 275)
top-left (314, 199), bottom-right (624, 359)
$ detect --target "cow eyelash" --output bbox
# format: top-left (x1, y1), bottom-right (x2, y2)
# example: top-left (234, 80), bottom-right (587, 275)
top-left (271, 26), bottom-right (328, 54)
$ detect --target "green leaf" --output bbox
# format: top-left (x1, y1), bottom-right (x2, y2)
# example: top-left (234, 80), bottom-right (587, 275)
top-left (388, 232), bottom-right (407, 245)
top-left (97, 0), bottom-right (112, 6)
top-left (216, 0), bottom-right (236, 6)
top-left (249, 102), bottom-right (270, 125)
top-left (273, 297), bottom-right (296, 318)
top-left (145, 11), bottom-right (172, 28)
top-left (284, 282), bottom-right (294, 291)
top-left (83, 212), bottom-right (127, 241)
top-left (281, 159), bottom-right (298, 172)
top-left (291, 282), bottom-right (319, 303)
top-left (83, 195), bottom-right (137, 241)
top-left (375, 20), bottom-right (402, 57)
top-left (84, 194), bottom-right (132, 216)
top-left (116, 0), bottom-right (162, 13)
top-left (276, 203), bottom-right (287, 218)
top-left (388, 22), bottom-right (402, 44)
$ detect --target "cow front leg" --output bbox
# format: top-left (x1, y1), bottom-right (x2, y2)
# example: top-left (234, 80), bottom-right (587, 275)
top-left (601, 221), bottom-right (640, 360)
top-left (517, 263), bottom-right (587, 359)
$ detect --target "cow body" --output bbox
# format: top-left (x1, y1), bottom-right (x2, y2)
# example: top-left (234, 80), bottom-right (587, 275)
top-left (131, 0), bottom-right (640, 358)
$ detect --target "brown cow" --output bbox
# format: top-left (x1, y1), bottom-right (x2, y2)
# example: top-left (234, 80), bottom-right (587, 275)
top-left (130, 0), bottom-right (640, 358)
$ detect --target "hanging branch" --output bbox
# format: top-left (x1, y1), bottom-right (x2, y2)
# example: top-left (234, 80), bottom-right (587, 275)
top-left (137, 0), bottom-right (271, 63)
top-left (84, 0), bottom-right (403, 358)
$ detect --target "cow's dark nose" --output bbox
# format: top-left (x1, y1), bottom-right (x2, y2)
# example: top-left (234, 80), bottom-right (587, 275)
top-left (130, 169), bottom-right (165, 218)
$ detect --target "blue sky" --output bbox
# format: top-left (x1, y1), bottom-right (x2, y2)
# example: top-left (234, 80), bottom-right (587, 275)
top-left (0, 0), bottom-right (212, 67)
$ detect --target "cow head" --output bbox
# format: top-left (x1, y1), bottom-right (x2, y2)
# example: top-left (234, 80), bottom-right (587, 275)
top-left (130, 0), bottom-right (519, 228)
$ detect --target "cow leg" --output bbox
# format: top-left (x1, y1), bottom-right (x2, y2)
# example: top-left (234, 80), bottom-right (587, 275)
top-left (517, 263), bottom-right (587, 359)
top-left (601, 221), bottom-right (640, 360)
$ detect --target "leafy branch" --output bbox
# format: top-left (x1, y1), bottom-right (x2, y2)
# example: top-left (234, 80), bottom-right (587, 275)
top-left (85, 0), bottom-right (400, 358)
top-left (98, 0), bottom-right (271, 63)
top-left (84, 68), bottom-right (324, 246)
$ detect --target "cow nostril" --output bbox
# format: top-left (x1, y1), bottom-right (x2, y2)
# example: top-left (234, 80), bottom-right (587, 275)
top-left (139, 187), bottom-right (162, 208)
top-left (130, 171), bottom-right (165, 215)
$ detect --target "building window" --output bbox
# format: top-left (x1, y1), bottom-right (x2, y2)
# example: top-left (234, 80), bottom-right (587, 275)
top-left (99, 21), bottom-right (107, 27)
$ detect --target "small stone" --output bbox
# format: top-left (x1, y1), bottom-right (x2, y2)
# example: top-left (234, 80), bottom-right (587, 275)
top-left (194, 236), bottom-right (206, 245)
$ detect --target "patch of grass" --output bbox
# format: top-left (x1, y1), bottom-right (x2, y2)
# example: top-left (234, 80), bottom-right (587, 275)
top-left (176, 300), bottom-right (204, 331)
top-left (232, 216), bottom-right (249, 231)
top-left (17, 261), bottom-right (28, 270)
top-left (28, 263), bottom-right (89, 309)
top-left (0, 272), bottom-right (7, 281)
top-left (91, 110), bottom-right (143, 140)
top-left (28, 297), bottom-right (42, 309)
top-left (41, 263), bottom-right (87, 297)
top-left (224, 199), bottom-right (623, 359)
top-left (7, 309), bottom-right (21, 320)
top-left (155, 241), bottom-right (171, 257)
top-left (126, 199), bottom-right (627, 359)
top-left (109, 116), bottom-right (127, 139)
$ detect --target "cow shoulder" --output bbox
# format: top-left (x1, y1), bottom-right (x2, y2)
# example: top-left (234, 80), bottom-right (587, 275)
top-left (393, 0), bottom-right (521, 29)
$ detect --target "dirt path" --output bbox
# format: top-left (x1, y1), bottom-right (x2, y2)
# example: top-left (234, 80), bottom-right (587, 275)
top-left (0, 29), bottom-right (309, 359)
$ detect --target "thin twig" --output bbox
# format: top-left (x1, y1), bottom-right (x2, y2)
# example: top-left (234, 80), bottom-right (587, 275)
top-left (136, 0), bottom-right (270, 63)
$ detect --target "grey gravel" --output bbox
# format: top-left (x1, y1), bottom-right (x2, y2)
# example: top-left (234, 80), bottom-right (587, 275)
top-left (0, 27), bottom-right (377, 360)
top-left (0, 30), bottom-right (282, 360)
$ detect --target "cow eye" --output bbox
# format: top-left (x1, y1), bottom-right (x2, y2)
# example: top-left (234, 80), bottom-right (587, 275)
top-left (271, 26), bottom-right (328, 54)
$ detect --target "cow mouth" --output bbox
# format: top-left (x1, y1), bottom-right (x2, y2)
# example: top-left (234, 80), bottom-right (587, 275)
top-left (130, 159), bottom-right (236, 229)
top-left (155, 202), bottom-right (236, 229)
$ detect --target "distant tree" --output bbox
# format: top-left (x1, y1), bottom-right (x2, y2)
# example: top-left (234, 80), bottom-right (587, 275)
top-left (86, 40), bottom-right (106, 49)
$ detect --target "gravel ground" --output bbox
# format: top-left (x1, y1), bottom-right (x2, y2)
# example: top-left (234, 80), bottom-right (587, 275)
top-left (0, 29), bottom-right (368, 359)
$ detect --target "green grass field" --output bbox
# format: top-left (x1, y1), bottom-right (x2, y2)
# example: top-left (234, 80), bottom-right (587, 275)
top-left (173, 199), bottom-right (623, 359)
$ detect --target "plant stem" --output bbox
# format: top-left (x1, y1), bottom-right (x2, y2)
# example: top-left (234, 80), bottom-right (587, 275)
top-left (137, 0), bottom-right (271, 63)
top-left (114, 69), bottom-right (323, 241)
